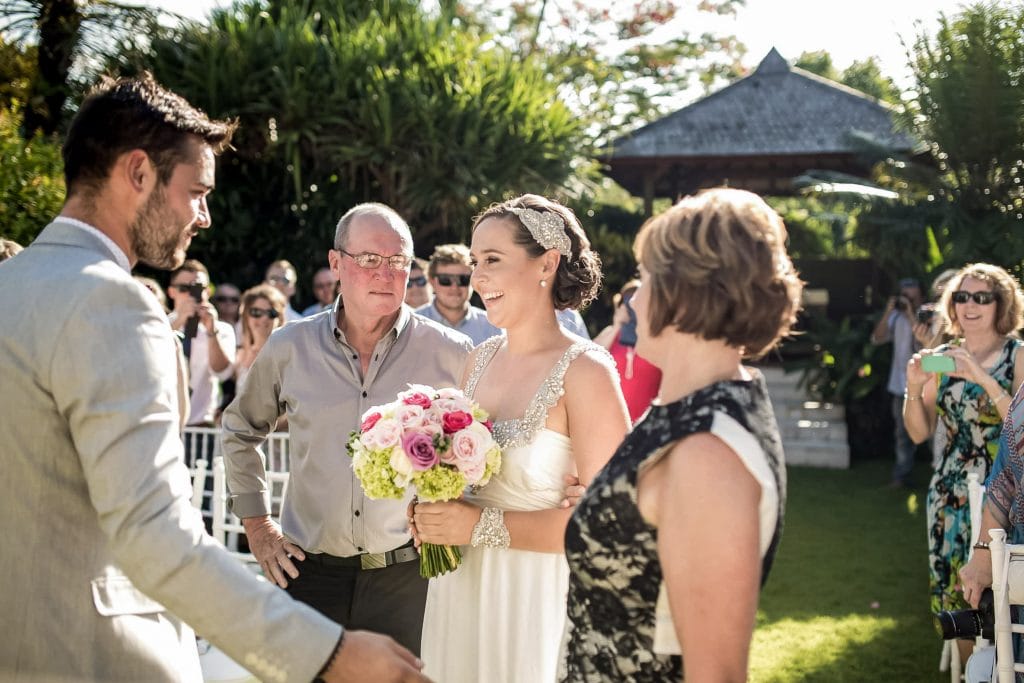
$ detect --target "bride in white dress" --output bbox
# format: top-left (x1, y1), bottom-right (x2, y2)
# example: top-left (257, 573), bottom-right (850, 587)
top-left (411, 194), bottom-right (629, 683)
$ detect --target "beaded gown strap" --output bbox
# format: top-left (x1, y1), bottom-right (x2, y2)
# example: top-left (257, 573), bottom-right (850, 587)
top-left (492, 340), bottom-right (611, 450)
top-left (464, 335), bottom-right (504, 400)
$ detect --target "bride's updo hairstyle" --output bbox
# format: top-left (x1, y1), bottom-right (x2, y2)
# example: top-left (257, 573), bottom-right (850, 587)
top-left (633, 188), bottom-right (803, 359)
top-left (472, 194), bottom-right (602, 310)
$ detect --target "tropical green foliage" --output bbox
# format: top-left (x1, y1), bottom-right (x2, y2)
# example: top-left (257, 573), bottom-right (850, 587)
top-left (455, 0), bottom-right (747, 144)
top-left (111, 0), bottom-right (586, 286)
top-left (0, 104), bottom-right (64, 245)
top-left (853, 2), bottom-right (1024, 277)
top-left (0, 0), bottom-right (163, 136)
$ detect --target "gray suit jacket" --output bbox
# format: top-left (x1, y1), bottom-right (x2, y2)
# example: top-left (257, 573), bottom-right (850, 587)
top-left (0, 221), bottom-right (340, 682)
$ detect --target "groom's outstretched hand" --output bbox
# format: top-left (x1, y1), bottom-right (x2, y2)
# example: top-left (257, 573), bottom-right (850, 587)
top-left (561, 474), bottom-right (586, 508)
top-left (242, 515), bottom-right (305, 588)
top-left (322, 630), bottom-right (431, 682)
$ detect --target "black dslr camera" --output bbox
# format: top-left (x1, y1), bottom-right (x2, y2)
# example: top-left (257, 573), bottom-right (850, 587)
top-left (935, 588), bottom-right (994, 641)
top-left (917, 303), bottom-right (936, 325)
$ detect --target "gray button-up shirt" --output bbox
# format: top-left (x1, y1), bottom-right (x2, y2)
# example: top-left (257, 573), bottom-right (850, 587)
top-left (221, 304), bottom-right (473, 556)
top-left (414, 300), bottom-right (501, 345)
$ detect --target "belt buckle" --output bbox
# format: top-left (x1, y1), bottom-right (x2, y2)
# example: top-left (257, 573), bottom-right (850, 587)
top-left (360, 552), bottom-right (387, 570)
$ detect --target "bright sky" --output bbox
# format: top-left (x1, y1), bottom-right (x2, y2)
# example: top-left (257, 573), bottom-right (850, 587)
top-left (148, 0), bottom-right (972, 87)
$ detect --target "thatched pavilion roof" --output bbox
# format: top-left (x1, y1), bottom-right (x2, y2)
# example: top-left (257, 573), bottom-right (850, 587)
top-left (603, 48), bottom-right (916, 211)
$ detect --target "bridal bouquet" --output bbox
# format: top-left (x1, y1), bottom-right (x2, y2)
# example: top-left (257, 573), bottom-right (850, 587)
top-left (347, 384), bottom-right (501, 578)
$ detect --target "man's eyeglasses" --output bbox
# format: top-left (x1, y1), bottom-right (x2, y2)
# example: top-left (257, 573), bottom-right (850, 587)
top-left (212, 295), bottom-right (240, 304)
top-left (951, 290), bottom-right (998, 305)
top-left (248, 307), bottom-right (280, 319)
top-left (435, 274), bottom-right (471, 287)
top-left (338, 249), bottom-right (412, 271)
top-left (408, 275), bottom-right (428, 288)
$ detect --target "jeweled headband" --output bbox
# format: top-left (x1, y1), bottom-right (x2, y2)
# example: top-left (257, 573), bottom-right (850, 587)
top-left (507, 207), bottom-right (571, 258)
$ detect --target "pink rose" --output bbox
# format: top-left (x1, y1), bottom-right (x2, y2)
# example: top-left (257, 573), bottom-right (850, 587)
top-left (442, 410), bottom-right (474, 434)
top-left (449, 422), bottom-right (491, 472)
top-left (402, 431), bottom-right (439, 471)
top-left (360, 411), bottom-right (382, 433)
top-left (434, 396), bottom-right (474, 416)
top-left (394, 404), bottom-right (425, 430)
top-left (420, 409), bottom-right (444, 439)
top-left (402, 392), bottom-right (432, 409)
top-left (361, 418), bottom-right (402, 450)
top-left (483, 419), bottom-right (494, 432)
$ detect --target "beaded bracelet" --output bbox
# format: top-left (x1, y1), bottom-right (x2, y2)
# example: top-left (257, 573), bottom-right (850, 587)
top-left (904, 393), bottom-right (924, 401)
top-left (471, 507), bottom-right (511, 549)
top-left (973, 541), bottom-right (990, 551)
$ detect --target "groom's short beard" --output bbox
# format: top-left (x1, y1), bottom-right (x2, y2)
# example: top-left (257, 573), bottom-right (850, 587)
top-left (130, 186), bottom-right (187, 270)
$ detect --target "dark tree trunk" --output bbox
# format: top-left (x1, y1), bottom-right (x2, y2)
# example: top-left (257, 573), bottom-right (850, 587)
top-left (22, 0), bottom-right (82, 137)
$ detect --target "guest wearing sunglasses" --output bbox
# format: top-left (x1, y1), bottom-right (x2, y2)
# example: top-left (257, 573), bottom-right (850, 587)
top-left (415, 243), bottom-right (500, 344)
top-left (234, 284), bottom-right (287, 391)
top-left (302, 267), bottom-right (340, 317)
top-left (405, 257), bottom-right (432, 308)
top-left (904, 263), bottom-right (1024, 663)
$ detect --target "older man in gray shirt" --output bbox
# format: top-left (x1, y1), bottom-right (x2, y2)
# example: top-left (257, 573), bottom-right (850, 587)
top-left (222, 203), bottom-right (473, 655)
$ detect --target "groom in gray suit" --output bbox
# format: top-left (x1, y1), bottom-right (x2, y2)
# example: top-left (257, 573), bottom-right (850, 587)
top-left (0, 73), bottom-right (428, 682)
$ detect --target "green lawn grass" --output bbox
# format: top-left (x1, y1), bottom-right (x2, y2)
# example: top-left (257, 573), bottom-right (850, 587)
top-left (750, 459), bottom-right (950, 682)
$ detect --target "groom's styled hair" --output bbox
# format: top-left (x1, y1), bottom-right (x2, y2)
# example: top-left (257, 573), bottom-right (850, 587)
top-left (62, 71), bottom-right (237, 198)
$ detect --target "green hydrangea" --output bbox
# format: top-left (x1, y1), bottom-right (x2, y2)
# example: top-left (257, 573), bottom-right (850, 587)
top-left (350, 445), bottom-right (406, 500)
top-left (412, 465), bottom-right (467, 502)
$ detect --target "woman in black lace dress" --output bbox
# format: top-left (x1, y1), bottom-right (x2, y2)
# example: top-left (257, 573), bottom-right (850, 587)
top-left (559, 188), bottom-right (803, 682)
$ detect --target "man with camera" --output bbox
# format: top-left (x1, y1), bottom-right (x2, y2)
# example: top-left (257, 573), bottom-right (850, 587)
top-left (871, 277), bottom-right (924, 488)
top-left (167, 258), bottom-right (236, 427)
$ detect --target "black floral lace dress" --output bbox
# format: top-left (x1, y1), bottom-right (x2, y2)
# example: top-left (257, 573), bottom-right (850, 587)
top-left (559, 373), bottom-right (786, 681)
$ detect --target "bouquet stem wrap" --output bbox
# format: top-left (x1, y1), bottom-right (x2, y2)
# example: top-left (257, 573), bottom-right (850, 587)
top-left (419, 541), bottom-right (462, 578)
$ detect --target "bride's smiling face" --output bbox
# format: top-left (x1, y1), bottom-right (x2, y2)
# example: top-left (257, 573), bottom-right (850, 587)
top-left (470, 216), bottom-right (548, 329)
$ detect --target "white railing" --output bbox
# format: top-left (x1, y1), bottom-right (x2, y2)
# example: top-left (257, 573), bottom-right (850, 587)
top-left (182, 426), bottom-right (290, 536)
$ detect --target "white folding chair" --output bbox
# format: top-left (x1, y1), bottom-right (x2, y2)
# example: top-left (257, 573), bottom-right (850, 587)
top-left (945, 473), bottom-right (989, 680)
top-left (190, 458), bottom-right (209, 510)
top-left (990, 529), bottom-right (1024, 683)
top-left (211, 456), bottom-right (290, 565)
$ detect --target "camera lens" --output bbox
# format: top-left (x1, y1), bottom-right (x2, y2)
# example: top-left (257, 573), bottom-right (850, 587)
top-left (935, 588), bottom-right (995, 641)
top-left (935, 608), bottom-right (982, 640)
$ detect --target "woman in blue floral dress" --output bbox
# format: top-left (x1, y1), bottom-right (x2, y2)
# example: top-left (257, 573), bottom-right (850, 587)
top-left (904, 264), bottom-right (1024, 659)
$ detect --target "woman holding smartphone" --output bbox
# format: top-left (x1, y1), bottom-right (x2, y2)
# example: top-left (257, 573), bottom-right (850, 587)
top-left (903, 263), bottom-right (1024, 662)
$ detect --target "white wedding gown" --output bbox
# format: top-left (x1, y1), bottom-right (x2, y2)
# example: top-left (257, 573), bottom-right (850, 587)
top-left (421, 338), bottom-right (595, 683)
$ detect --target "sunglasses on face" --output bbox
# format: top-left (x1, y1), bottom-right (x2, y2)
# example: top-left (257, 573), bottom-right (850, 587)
top-left (248, 307), bottom-right (280, 319)
top-left (267, 275), bottom-right (294, 286)
top-left (338, 249), bottom-right (412, 271)
top-left (951, 290), bottom-right (998, 305)
top-left (212, 295), bottom-right (240, 304)
top-left (171, 283), bottom-right (207, 293)
top-left (435, 274), bottom-right (471, 287)
top-left (407, 275), bottom-right (427, 288)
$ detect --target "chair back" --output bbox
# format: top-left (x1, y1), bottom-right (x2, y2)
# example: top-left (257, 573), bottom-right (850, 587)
top-left (989, 529), bottom-right (1024, 682)
top-left (211, 456), bottom-right (290, 564)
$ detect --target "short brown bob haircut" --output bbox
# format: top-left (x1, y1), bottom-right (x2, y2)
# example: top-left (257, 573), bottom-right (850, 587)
top-left (940, 263), bottom-right (1024, 337)
top-left (633, 188), bottom-right (803, 359)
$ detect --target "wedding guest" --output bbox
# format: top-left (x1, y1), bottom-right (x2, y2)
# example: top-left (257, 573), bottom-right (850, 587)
top-left (416, 243), bottom-right (500, 344)
top-left (167, 259), bottom-right (236, 428)
top-left (303, 266), bottom-right (339, 316)
top-left (234, 283), bottom-right (286, 390)
top-left (405, 257), bottom-right (432, 308)
top-left (559, 188), bottom-right (800, 681)
top-left (412, 194), bottom-right (630, 682)
top-left (903, 263), bottom-right (1024, 664)
top-left (212, 282), bottom-right (242, 327)
top-left (0, 71), bottom-right (425, 683)
top-left (222, 203), bottom-right (474, 655)
top-left (594, 278), bottom-right (661, 422)
top-left (265, 258), bottom-right (302, 321)
top-left (871, 276), bottom-right (924, 488)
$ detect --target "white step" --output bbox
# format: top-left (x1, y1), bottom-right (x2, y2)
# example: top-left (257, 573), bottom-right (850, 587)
top-left (783, 441), bottom-right (851, 469)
